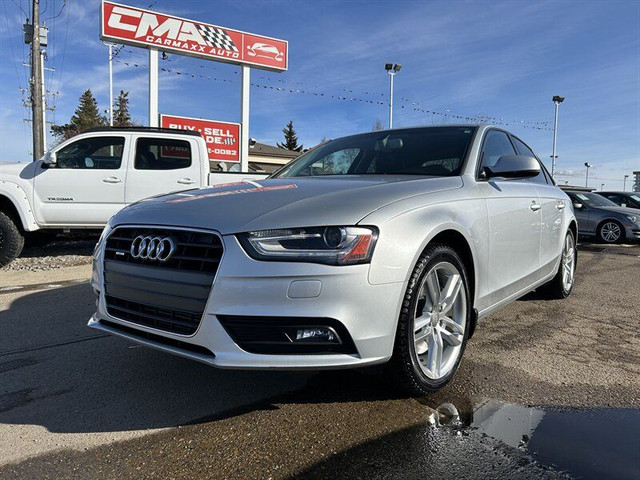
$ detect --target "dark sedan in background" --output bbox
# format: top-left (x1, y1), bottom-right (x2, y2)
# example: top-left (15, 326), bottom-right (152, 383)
top-left (565, 191), bottom-right (640, 243)
top-left (599, 191), bottom-right (640, 210)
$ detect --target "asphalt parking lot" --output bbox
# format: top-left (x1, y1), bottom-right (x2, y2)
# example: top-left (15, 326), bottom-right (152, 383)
top-left (1, 241), bottom-right (639, 479)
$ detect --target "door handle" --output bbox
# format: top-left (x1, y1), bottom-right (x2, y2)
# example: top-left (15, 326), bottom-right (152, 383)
top-left (177, 178), bottom-right (196, 185)
top-left (530, 201), bottom-right (541, 212)
top-left (103, 176), bottom-right (122, 184)
top-left (556, 201), bottom-right (565, 210)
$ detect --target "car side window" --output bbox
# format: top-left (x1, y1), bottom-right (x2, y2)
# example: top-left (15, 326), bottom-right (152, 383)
top-left (135, 138), bottom-right (192, 170)
top-left (480, 130), bottom-right (516, 171)
top-left (56, 137), bottom-right (125, 169)
top-left (511, 136), bottom-right (548, 185)
top-left (607, 195), bottom-right (626, 206)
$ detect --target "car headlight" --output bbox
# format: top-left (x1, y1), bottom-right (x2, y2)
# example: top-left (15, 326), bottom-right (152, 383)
top-left (626, 214), bottom-right (638, 224)
top-left (238, 226), bottom-right (378, 265)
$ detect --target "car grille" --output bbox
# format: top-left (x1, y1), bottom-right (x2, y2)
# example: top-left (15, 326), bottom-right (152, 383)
top-left (103, 226), bottom-right (222, 335)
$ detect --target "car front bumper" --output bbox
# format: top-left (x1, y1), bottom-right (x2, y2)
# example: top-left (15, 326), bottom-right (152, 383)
top-left (89, 234), bottom-right (406, 369)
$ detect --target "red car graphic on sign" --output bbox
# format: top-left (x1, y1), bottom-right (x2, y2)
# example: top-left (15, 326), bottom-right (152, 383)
top-left (247, 42), bottom-right (284, 62)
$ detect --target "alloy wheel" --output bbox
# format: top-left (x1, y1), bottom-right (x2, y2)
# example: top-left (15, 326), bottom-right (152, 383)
top-left (562, 233), bottom-right (576, 291)
top-left (600, 222), bottom-right (621, 243)
top-left (413, 261), bottom-right (467, 380)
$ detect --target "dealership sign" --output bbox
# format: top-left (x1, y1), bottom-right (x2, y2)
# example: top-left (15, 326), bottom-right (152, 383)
top-left (101, 1), bottom-right (288, 72)
top-left (160, 114), bottom-right (241, 163)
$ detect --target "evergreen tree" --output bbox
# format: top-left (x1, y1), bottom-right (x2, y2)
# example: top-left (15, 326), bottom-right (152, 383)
top-left (113, 90), bottom-right (133, 127)
top-left (51, 89), bottom-right (106, 141)
top-left (372, 119), bottom-right (384, 131)
top-left (277, 120), bottom-right (303, 152)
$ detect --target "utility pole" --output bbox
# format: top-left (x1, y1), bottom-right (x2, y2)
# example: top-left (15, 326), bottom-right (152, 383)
top-left (30, 0), bottom-right (45, 160)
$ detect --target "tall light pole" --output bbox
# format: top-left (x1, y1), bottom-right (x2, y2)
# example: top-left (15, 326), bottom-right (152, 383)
top-left (584, 162), bottom-right (592, 188)
top-left (385, 63), bottom-right (402, 129)
top-left (601, 183), bottom-right (605, 191)
top-left (103, 42), bottom-right (114, 126)
top-left (550, 95), bottom-right (565, 178)
top-left (623, 174), bottom-right (629, 191)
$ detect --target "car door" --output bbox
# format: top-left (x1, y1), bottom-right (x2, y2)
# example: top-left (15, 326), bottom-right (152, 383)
top-left (567, 192), bottom-right (591, 236)
top-left (477, 130), bottom-right (542, 301)
top-left (510, 135), bottom-right (565, 272)
top-left (33, 135), bottom-right (129, 226)
top-left (124, 135), bottom-right (203, 203)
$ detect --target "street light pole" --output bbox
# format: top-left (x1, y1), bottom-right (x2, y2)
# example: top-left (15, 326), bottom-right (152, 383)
top-left (388, 72), bottom-right (394, 128)
top-left (584, 162), bottom-right (592, 188)
top-left (601, 183), bottom-right (605, 191)
top-left (385, 63), bottom-right (402, 129)
top-left (623, 175), bottom-right (629, 191)
top-left (550, 95), bottom-right (564, 178)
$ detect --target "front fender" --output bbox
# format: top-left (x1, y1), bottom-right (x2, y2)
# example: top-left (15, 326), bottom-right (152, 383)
top-left (362, 195), bottom-right (488, 308)
top-left (0, 181), bottom-right (39, 231)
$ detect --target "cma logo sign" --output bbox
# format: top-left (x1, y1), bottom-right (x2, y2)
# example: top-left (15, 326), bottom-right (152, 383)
top-left (108, 6), bottom-right (208, 46)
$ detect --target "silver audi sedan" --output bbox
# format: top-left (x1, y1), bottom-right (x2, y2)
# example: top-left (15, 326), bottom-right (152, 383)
top-left (89, 125), bottom-right (577, 395)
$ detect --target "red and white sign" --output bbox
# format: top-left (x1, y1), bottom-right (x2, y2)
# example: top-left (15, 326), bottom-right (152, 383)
top-left (101, 1), bottom-right (288, 72)
top-left (160, 114), bottom-right (241, 163)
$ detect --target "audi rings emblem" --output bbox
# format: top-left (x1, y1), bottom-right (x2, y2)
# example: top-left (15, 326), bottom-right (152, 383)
top-left (130, 235), bottom-right (177, 262)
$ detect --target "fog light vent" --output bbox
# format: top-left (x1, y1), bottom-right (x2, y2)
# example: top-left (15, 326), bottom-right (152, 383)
top-left (217, 316), bottom-right (358, 355)
top-left (294, 327), bottom-right (339, 343)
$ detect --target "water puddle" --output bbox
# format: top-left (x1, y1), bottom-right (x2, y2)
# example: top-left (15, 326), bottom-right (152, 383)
top-left (424, 397), bottom-right (640, 480)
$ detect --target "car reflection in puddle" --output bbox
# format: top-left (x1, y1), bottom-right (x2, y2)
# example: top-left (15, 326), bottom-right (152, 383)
top-left (425, 397), bottom-right (640, 480)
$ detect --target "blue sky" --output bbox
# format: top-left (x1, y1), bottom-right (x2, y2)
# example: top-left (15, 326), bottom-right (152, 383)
top-left (1, 0), bottom-right (638, 189)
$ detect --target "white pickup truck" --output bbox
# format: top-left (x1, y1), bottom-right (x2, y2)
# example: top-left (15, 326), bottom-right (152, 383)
top-left (0, 127), bottom-right (268, 267)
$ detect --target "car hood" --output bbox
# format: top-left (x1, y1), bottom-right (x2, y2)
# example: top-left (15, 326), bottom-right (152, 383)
top-left (113, 176), bottom-right (463, 234)
top-left (0, 161), bottom-right (32, 178)
top-left (597, 206), bottom-right (639, 216)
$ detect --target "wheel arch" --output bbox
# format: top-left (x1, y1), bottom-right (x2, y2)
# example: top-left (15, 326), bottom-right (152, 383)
top-left (422, 227), bottom-right (478, 338)
top-left (0, 183), bottom-right (39, 232)
top-left (595, 217), bottom-right (624, 241)
top-left (568, 219), bottom-right (577, 241)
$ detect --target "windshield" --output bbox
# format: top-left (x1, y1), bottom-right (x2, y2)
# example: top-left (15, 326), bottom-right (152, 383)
top-left (273, 126), bottom-right (476, 178)
top-left (573, 192), bottom-right (619, 207)
top-left (630, 194), bottom-right (640, 202)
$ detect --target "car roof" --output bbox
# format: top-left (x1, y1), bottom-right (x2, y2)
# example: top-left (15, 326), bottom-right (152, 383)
top-left (84, 126), bottom-right (202, 137)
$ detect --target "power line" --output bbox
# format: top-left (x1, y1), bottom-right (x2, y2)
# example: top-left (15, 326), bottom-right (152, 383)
top-left (3, 0), bottom-right (32, 156)
top-left (53, 0), bottom-right (70, 110)
top-left (44, 0), bottom-right (65, 21)
top-left (113, 57), bottom-right (552, 131)
top-left (10, 0), bottom-right (28, 19)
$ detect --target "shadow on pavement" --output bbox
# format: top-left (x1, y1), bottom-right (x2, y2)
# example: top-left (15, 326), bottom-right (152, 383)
top-left (0, 283), bottom-right (401, 435)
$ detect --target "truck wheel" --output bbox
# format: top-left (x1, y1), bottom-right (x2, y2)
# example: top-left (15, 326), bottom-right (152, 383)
top-left (0, 211), bottom-right (25, 268)
top-left (389, 244), bottom-right (471, 396)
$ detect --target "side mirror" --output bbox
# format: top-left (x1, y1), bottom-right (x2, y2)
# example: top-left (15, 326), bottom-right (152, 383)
top-left (43, 150), bottom-right (57, 165)
top-left (573, 202), bottom-right (583, 209)
top-left (482, 155), bottom-right (541, 180)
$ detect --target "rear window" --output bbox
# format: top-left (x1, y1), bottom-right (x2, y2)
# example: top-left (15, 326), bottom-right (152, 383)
top-left (273, 127), bottom-right (476, 178)
top-left (135, 138), bottom-right (192, 170)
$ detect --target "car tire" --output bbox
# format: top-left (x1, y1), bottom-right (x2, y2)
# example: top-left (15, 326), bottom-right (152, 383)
top-left (598, 220), bottom-right (624, 244)
top-left (539, 230), bottom-right (576, 299)
top-left (0, 211), bottom-right (25, 268)
top-left (388, 244), bottom-right (471, 396)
